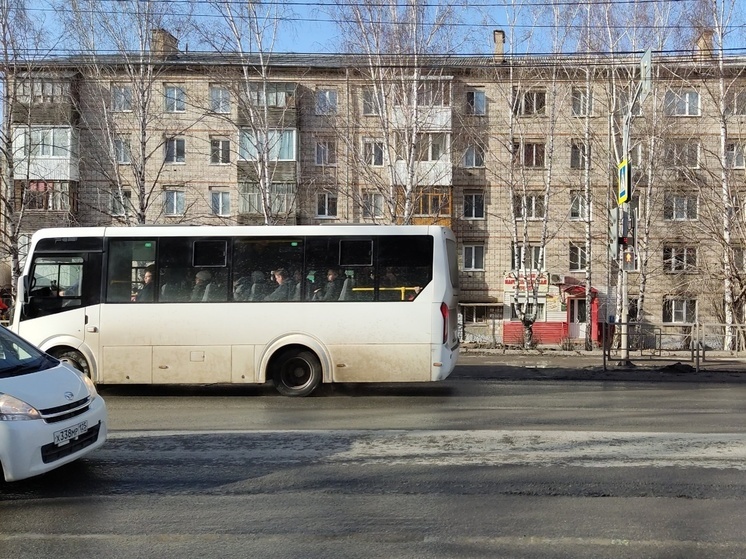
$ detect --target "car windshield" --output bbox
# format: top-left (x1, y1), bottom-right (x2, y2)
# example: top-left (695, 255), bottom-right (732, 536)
top-left (0, 325), bottom-right (53, 378)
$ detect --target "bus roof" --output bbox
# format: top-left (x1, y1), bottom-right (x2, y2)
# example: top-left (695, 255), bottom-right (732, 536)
top-left (31, 224), bottom-right (454, 240)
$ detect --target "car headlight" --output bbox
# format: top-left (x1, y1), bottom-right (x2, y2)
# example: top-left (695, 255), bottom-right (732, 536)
top-left (0, 393), bottom-right (41, 421)
top-left (81, 374), bottom-right (99, 399)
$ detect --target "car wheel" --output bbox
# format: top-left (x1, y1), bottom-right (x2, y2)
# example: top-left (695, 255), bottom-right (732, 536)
top-left (51, 349), bottom-right (91, 378)
top-left (272, 348), bottom-right (322, 397)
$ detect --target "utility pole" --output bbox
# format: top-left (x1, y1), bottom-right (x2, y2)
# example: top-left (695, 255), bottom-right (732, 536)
top-left (618, 48), bottom-right (651, 364)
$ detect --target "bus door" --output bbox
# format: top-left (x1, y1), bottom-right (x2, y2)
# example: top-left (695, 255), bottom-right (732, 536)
top-left (22, 252), bottom-right (103, 361)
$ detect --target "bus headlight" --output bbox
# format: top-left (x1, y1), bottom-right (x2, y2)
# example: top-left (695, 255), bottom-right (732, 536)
top-left (0, 393), bottom-right (41, 421)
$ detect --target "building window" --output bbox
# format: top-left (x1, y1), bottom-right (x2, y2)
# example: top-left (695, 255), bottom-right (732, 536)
top-left (511, 243), bottom-right (543, 270)
top-left (164, 137), bottom-right (186, 163)
top-left (246, 82), bottom-right (295, 107)
top-left (513, 88), bottom-right (546, 116)
top-left (513, 142), bottom-right (545, 167)
top-left (209, 85), bottom-right (230, 113)
top-left (363, 87), bottom-right (383, 115)
top-left (571, 87), bottom-right (592, 116)
top-left (569, 242), bottom-right (587, 271)
top-left (463, 244), bottom-right (485, 271)
top-left (664, 141), bottom-right (699, 169)
top-left (316, 191), bottom-right (338, 218)
top-left (463, 143), bottom-right (485, 167)
top-left (26, 127), bottom-right (70, 157)
top-left (19, 79), bottom-right (70, 103)
top-left (726, 90), bottom-right (746, 116)
top-left (510, 302), bottom-right (545, 321)
top-left (362, 191), bottom-right (384, 218)
top-left (210, 189), bottom-right (231, 216)
top-left (466, 89), bottom-right (486, 115)
top-left (111, 85), bottom-right (132, 112)
top-left (664, 193), bottom-right (698, 220)
top-left (164, 85), bottom-right (186, 112)
top-left (726, 143), bottom-right (746, 169)
top-left (416, 80), bottom-right (449, 106)
top-left (27, 181), bottom-right (71, 211)
top-left (570, 140), bottom-right (590, 169)
top-left (664, 89), bottom-right (700, 116)
top-left (414, 188), bottom-right (449, 216)
top-left (315, 139), bottom-right (337, 166)
top-left (663, 298), bottom-right (696, 323)
top-left (111, 190), bottom-right (131, 217)
top-left (617, 88), bottom-right (642, 117)
top-left (163, 190), bottom-right (185, 216)
top-left (464, 192), bottom-right (485, 219)
top-left (570, 191), bottom-right (588, 220)
top-left (663, 246), bottom-right (697, 273)
top-left (315, 89), bottom-right (338, 115)
top-left (363, 139), bottom-right (384, 166)
top-left (114, 137), bottom-right (131, 164)
top-left (513, 194), bottom-right (545, 220)
top-left (416, 133), bottom-right (447, 161)
top-left (210, 138), bottom-right (231, 164)
top-left (239, 129), bottom-right (296, 161)
top-left (461, 305), bottom-right (501, 324)
top-left (238, 183), bottom-right (296, 214)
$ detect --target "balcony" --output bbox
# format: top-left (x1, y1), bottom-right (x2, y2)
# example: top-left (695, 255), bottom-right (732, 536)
top-left (394, 159), bottom-right (452, 186)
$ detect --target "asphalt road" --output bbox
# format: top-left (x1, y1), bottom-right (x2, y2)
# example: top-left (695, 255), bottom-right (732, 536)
top-left (2, 359), bottom-right (746, 558)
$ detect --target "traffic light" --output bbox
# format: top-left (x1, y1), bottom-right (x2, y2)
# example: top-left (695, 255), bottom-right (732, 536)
top-left (608, 208), bottom-right (620, 259)
top-left (622, 248), bottom-right (636, 271)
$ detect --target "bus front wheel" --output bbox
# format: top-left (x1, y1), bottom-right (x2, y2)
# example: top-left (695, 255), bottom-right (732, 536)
top-left (50, 349), bottom-right (91, 378)
top-left (272, 348), bottom-right (322, 397)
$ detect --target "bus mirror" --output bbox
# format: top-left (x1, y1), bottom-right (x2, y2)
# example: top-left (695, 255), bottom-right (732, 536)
top-left (22, 276), bottom-right (30, 303)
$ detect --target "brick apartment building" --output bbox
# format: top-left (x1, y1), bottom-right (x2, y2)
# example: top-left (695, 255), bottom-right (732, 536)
top-left (6, 29), bottom-right (746, 348)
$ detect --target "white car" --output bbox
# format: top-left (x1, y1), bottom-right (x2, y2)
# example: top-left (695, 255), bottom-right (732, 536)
top-left (0, 325), bottom-right (107, 482)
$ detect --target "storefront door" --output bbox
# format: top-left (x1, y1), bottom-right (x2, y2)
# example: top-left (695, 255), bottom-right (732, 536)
top-left (568, 298), bottom-right (587, 339)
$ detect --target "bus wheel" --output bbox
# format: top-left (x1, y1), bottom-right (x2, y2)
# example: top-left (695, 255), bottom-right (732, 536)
top-left (50, 349), bottom-right (91, 378)
top-left (272, 349), bottom-right (322, 397)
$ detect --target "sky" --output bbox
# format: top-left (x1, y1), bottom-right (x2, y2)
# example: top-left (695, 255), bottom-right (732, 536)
top-left (22, 0), bottom-right (746, 58)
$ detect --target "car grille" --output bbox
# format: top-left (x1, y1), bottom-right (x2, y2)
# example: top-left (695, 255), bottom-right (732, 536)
top-left (41, 421), bottom-right (102, 464)
top-left (39, 397), bottom-right (91, 424)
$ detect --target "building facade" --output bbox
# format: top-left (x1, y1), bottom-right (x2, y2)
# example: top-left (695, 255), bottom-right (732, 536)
top-left (7, 30), bottom-right (746, 348)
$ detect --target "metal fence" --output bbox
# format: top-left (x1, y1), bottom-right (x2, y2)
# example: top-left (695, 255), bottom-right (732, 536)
top-left (603, 321), bottom-right (746, 372)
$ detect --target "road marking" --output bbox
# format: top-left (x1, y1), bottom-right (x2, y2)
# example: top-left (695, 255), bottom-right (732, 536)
top-left (107, 430), bottom-right (746, 470)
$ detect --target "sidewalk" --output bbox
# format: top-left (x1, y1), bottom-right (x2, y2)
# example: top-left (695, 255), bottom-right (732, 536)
top-left (457, 345), bottom-right (746, 382)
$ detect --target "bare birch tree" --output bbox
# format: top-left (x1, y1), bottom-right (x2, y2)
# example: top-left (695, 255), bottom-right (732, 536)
top-left (58, 0), bottom-right (197, 225)
top-left (329, 0), bottom-right (460, 224)
top-left (0, 0), bottom-right (48, 295)
top-left (193, 1), bottom-right (302, 225)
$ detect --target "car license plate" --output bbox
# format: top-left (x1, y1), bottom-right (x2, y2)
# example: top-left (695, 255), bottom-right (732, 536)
top-left (53, 421), bottom-right (88, 446)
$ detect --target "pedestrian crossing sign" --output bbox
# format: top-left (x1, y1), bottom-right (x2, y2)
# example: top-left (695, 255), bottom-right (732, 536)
top-left (618, 159), bottom-right (630, 205)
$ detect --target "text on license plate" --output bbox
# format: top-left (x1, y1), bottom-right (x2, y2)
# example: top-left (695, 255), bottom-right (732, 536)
top-left (54, 421), bottom-right (88, 446)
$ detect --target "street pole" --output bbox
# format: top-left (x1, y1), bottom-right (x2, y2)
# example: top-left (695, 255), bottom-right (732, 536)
top-left (618, 48), bottom-right (651, 365)
top-left (620, 114), bottom-right (631, 364)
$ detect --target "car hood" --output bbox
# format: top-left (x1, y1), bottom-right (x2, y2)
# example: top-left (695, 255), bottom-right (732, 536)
top-left (0, 364), bottom-right (91, 410)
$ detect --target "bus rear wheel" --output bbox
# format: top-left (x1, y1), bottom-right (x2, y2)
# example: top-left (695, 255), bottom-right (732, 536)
top-left (50, 349), bottom-right (91, 378)
top-left (272, 349), bottom-right (322, 397)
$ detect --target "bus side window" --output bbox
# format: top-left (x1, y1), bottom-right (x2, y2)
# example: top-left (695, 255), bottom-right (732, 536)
top-left (378, 236), bottom-right (433, 302)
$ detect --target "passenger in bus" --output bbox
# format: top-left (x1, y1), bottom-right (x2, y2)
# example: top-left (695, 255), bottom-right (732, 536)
top-left (265, 268), bottom-right (293, 301)
top-left (190, 270), bottom-right (212, 302)
top-left (248, 271), bottom-right (272, 301)
top-left (233, 276), bottom-right (252, 301)
top-left (314, 268), bottom-right (345, 301)
top-left (383, 267), bottom-right (398, 287)
top-left (133, 265), bottom-right (156, 302)
top-left (292, 269), bottom-right (313, 301)
top-left (161, 269), bottom-right (191, 302)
